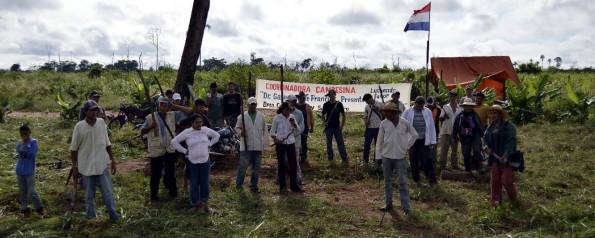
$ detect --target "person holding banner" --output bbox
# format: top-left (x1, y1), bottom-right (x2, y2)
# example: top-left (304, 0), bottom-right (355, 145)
top-left (295, 91), bottom-right (313, 165)
top-left (362, 93), bottom-right (384, 165)
top-left (270, 102), bottom-right (303, 194)
top-left (235, 97), bottom-right (268, 193)
top-left (322, 89), bottom-right (348, 164)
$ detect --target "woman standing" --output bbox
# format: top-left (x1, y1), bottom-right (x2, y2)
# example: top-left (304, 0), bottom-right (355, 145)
top-left (484, 105), bottom-right (518, 206)
top-left (270, 102), bottom-right (303, 194)
top-left (171, 116), bottom-right (220, 212)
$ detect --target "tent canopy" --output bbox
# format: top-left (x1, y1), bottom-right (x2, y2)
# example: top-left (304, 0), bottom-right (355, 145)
top-left (431, 56), bottom-right (520, 98)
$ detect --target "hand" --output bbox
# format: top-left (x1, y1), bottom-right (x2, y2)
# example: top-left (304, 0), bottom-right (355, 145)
top-left (111, 161), bottom-right (117, 175)
top-left (289, 118), bottom-right (297, 128)
top-left (501, 155), bottom-right (508, 163)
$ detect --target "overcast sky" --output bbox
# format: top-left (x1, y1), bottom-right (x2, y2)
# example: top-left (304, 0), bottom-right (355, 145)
top-left (0, 0), bottom-right (593, 70)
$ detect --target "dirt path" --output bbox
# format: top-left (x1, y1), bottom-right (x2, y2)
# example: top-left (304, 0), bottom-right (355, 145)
top-left (8, 111), bottom-right (60, 118)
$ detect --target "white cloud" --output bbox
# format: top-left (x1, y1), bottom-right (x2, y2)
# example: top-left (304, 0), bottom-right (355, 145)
top-left (0, 0), bottom-right (593, 69)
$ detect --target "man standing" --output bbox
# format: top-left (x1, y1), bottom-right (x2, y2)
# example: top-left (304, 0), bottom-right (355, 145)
top-left (390, 91), bottom-right (406, 113)
top-left (206, 83), bottom-right (224, 128)
top-left (362, 93), bottom-right (383, 165)
top-left (69, 100), bottom-right (118, 222)
top-left (403, 96), bottom-right (437, 185)
top-left (79, 90), bottom-right (106, 120)
top-left (141, 97), bottom-right (185, 201)
top-left (375, 102), bottom-right (417, 213)
top-left (222, 82), bottom-right (242, 128)
top-left (426, 97), bottom-right (441, 136)
top-left (453, 98), bottom-right (484, 174)
top-left (295, 91), bottom-right (313, 165)
top-left (322, 89), bottom-right (348, 163)
top-left (235, 97), bottom-right (268, 192)
top-left (287, 95), bottom-right (305, 183)
top-left (438, 91), bottom-right (462, 170)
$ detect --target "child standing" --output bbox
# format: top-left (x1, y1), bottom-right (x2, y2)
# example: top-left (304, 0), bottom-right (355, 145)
top-left (16, 124), bottom-right (44, 216)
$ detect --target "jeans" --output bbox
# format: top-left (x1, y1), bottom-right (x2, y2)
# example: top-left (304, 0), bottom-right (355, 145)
top-left (236, 151), bottom-right (262, 189)
top-left (438, 135), bottom-right (459, 169)
top-left (491, 164), bottom-right (517, 205)
top-left (300, 133), bottom-right (309, 163)
top-left (189, 161), bottom-right (210, 206)
top-left (83, 169), bottom-right (118, 221)
top-left (17, 175), bottom-right (42, 210)
top-left (363, 128), bottom-right (379, 163)
top-left (150, 153), bottom-right (178, 199)
top-left (410, 139), bottom-right (437, 184)
top-left (325, 128), bottom-right (347, 161)
top-left (382, 158), bottom-right (411, 211)
top-left (276, 144), bottom-right (300, 191)
top-left (461, 137), bottom-right (482, 172)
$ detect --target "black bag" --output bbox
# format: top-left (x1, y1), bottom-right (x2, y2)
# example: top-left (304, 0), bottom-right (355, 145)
top-left (508, 150), bottom-right (525, 172)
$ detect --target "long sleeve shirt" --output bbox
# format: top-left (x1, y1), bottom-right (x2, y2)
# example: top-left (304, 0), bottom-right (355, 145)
top-left (439, 103), bottom-right (462, 135)
top-left (16, 138), bottom-right (39, 176)
top-left (402, 107), bottom-right (437, 145)
top-left (375, 118), bottom-right (418, 160)
top-left (171, 127), bottom-right (220, 164)
top-left (235, 111), bottom-right (269, 151)
top-left (270, 114), bottom-right (300, 145)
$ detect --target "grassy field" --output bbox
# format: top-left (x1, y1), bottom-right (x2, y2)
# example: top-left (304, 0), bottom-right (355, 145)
top-left (0, 110), bottom-right (593, 237)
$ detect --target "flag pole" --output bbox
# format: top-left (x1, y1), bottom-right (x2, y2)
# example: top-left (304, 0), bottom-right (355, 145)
top-left (425, 2), bottom-right (431, 99)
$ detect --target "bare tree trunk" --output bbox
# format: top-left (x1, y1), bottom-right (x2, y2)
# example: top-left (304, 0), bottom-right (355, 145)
top-left (175, 0), bottom-right (210, 99)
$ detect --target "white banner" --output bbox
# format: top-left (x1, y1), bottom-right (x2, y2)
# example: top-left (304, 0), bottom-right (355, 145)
top-left (255, 79), bottom-right (411, 112)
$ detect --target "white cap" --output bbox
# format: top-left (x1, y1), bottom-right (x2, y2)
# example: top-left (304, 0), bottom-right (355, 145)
top-left (247, 97), bottom-right (257, 105)
top-left (172, 93), bottom-right (182, 100)
top-left (286, 95), bottom-right (297, 102)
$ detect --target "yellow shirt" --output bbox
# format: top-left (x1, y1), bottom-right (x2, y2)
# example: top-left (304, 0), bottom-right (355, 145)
top-left (474, 104), bottom-right (490, 127)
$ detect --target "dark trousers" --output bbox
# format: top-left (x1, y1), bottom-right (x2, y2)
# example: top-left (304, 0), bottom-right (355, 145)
top-left (150, 153), bottom-right (178, 199)
top-left (461, 137), bottom-right (482, 172)
top-left (189, 161), bottom-right (210, 206)
top-left (276, 144), bottom-right (300, 191)
top-left (300, 133), bottom-right (309, 163)
top-left (410, 139), bottom-right (437, 184)
top-left (363, 128), bottom-right (379, 163)
top-left (325, 128), bottom-right (347, 161)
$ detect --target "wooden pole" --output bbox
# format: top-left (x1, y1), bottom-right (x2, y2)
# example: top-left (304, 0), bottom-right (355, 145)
top-left (280, 65), bottom-right (285, 104)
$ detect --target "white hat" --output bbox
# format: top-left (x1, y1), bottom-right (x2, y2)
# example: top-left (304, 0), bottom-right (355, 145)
top-left (247, 97), bottom-right (257, 105)
top-left (286, 95), bottom-right (297, 102)
top-left (461, 98), bottom-right (476, 106)
top-left (172, 93), bottom-right (182, 100)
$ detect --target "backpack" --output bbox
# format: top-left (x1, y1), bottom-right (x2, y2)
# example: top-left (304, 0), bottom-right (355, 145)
top-left (508, 150), bottom-right (525, 172)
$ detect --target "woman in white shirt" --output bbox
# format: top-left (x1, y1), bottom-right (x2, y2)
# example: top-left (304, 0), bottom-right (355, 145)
top-left (171, 115), bottom-right (220, 212)
top-left (270, 102), bottom-right (303, 194)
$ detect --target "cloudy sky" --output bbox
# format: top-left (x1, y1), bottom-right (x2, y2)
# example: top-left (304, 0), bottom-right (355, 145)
top-left (0, 0), bottom-right (593, 70)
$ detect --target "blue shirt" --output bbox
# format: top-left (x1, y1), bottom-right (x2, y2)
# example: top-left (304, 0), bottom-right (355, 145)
top-left (16, 138), bottom-right (38, 176)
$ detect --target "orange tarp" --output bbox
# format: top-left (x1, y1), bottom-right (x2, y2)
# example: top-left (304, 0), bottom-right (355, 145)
top-left (431, 56), bottom-right (520, 98)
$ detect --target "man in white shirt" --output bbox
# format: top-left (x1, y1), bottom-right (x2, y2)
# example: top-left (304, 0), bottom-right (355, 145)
top-left (270, 102), bottom-right (303, 194)
top-left (69, 100), bottom-right (118, 222)
top-left (375, 102), bottom-right (417, 213)
top-left (363, 93), bottom-right (383, 164)
top-left (438, 91), bottom-right (462, 170)
top-left (235, 97), bottom-right (268, 192)
top-left (402, 96), bottom-right (438, 185)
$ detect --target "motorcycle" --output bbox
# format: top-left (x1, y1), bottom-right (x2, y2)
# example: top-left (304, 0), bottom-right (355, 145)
top-left (210, 126), bottom-right (240, 158)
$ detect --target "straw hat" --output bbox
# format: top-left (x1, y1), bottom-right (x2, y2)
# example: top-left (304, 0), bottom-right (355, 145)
top-left (489, 104), bottom-right (509, 120)
top-left (382, 102), bottom-right (401, 112)
top-left (461, 98), bottom-right (476, 107)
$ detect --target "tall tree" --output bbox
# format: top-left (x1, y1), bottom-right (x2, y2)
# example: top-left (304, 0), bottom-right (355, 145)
top-left (540, 54), bottom-right (545, 68)
top-left (554, 57), bottom-right (562, 68)
top-left (175, 0), bottom-right (210, 99)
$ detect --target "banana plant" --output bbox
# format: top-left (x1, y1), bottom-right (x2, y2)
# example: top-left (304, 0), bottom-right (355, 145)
top-left (56, 91), bottom-right (82, 121)
top-left (506, 74), bottom-right (559, 124)
top-left (561, 82), bottom-right (595, 122)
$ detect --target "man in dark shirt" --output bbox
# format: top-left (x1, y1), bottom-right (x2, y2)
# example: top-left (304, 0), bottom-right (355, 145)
top-left (322, 89), bottom-right (348, 163)
top-left (222, 82), bottom-right (242, 128)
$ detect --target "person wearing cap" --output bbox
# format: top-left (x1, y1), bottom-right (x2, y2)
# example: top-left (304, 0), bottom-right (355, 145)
top-left (474, 92), bottom-right (490, 127)
top-left (235, 97), bottom-right (268, 192)
top-left (375, 102), bottom-right (417, 213)
top-left (172, 93), bottom-right (183, 106)
top-left (483, 105), bottom-right (518, 206)
top-left (438, 91), bottom-right (463, 170)
top-left (452, 98), bottom-right (484, 174)
top-left (69, 100), bottom-right (119, 222)
top-left (222, 82), bottom-right (242, 128)
top-left (402, 96), bottom-right (438, 185)
top-left (287, 95), bottom-right (306, 184)
top-left (141, 97), bottom-right (186, 201)
top-left (206, 82), bottom-right (224, 128)
top-left (362, 93), bottom-right (384, 165)
top-left (295, 91), bottom-right (314, 164)
top-left (270, 102), bottom-right (303, 194)
top-left (390, 91), bottom-right (406, 113)
top-left (322, 89), bottom-right (348, 163)
top-left (79, 91), bottom-right (106, 121)
top-left (425, 96), bottom-right (442, 137)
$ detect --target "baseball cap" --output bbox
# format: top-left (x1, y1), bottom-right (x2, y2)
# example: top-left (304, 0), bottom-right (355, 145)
top-left (83, 100), bottom-right (99, 112)
top-left (247, 97), bottom-right (257, 105)
top-left (286, 95), bottom-right (297, 102)
top-left (172, 93), bottom-right (182, 100)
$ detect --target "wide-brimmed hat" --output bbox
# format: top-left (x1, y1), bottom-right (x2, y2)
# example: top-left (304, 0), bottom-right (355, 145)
top-left (382, 102), bottom-right (401, 112)
top-left (297, 91), bottom-right (307, 98)
top-left (489, 104), bottom-right (508, 120)
top-left (461, 98), bottom-right (476, 107)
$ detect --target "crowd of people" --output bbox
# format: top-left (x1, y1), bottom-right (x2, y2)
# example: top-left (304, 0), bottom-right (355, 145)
top-left (13, 83), bottom-right (520, 222)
